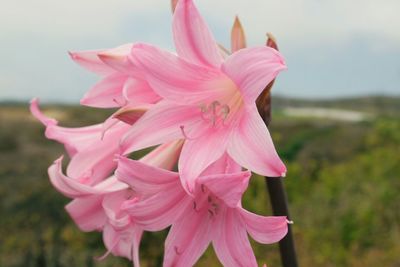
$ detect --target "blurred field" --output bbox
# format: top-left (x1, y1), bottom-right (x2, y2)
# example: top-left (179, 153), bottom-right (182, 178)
top-left (0, 96), bottom-right (399, 267)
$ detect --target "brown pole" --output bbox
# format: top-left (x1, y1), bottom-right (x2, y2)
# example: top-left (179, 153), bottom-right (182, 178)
top-left (256, 33), bottom-right (298, 267)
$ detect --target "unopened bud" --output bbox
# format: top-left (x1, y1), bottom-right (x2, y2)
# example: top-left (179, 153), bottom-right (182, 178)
top-left (266, 32), bottom-right (278, 50)
top-left (231, 16), bottom-right (246, 52)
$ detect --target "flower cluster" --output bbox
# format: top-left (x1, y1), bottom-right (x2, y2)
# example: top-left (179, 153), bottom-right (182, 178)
top-left (31, 0), bottom-right (289, 266)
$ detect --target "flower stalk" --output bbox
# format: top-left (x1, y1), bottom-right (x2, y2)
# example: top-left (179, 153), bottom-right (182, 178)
top-left (256, 33), bottom-right (299, 267)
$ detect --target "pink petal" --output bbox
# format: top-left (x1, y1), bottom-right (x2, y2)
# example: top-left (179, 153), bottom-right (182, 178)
top-left (80, 73), bottom-right (127, 108)
top-left (113, 104), bottom-right (151, 125)
top-left (69, 50), bottom-right (114, 76)
top-left (139, 140), bottom-right (183, 170)
top-left (120, 100), bottom-right (198, 154)
top-left (48, 157), bottom-right (128, 198)
top-left (116, 157), bottom-right (192, 231)
top-left (163, 205), bottom-right (212, 267)
top-left (212, 208), bottom-right (258, 267)
top-left (231, 16), bottom-right (246, 52)
top-left (227, 107), bottom-right (286, 177)
top-left (179, 128), bottom-right (230, 194)
top-left (197, 171), bottom-right (251, 208)
top-left (129, 43), bottom-right (225, 105)
top-left (66, 146), bottom-right (114, 184)
top-left (48, 156), bottom-right (102, 198)
top-left (122, 183), bottom-right (191, 231)
top-left (45, 123), bottom-right (103, 157)
top-left (122, 77), bottom-right (160, 105)
top-left (93, 176), bottom-right (129, 192)
top-left (103, 223), bottom-right (143, 265)
top-left (239, 209), bottom-right (288, 244)
top-left (200, 153), bottom-right (242, 176)
top-left (30, 98), bottom-right (103, 156)
top-left (30, 98), bottom-right (57, 126)
top-left (222, 46), bottom-right (287, 103)
top-left (65, 197), bottom-right (107, 232)
top-left (173, 0), bottom-right (223, 67)
top-left (131, 228), bottom-right (143, 267)
top-left (102, 192), bottom-right (132, 229)
top-left (67, 122), bottom-right (130, 184)
top-left (98, 44), bottom-right (141, 77)
top-left (116, 156), bottom-right (179, 196)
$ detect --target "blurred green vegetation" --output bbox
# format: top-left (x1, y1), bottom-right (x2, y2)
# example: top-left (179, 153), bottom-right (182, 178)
top-left (0, 97), bottom-right (399, 267)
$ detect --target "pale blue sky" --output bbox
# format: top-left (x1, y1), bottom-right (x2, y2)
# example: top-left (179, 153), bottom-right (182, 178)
top-left (1, 0), bottom-right (399, 102)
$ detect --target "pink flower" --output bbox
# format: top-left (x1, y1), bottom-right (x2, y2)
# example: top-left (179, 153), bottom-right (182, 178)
top-left (30, 98), bottom-right (134, 185)
top-left (121, 0), bottom-right (287, 193)
top-left (69, 44), bottom-right (160, 108)
top-left (48, 157), bottom-right (141, 264)
top-left (116, 154), bottom-right (288, 267)
top-left (47, 141), bottom-right (183, 266)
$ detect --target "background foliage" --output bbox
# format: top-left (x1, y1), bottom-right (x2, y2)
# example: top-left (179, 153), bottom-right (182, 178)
top-left (0, 96), bottom-right (399, 267)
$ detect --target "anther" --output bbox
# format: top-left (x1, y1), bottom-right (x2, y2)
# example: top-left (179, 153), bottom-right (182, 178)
top-left (210, 100), bottom-right (221, 111)
top-left (199, 103), bottom-right (207, 113)
top-left (210, 101), bottom-right (220, 126)
top-left (220, 104), bottom-right (230, 120)
top-left (199, 100), bottom-right (230, 128)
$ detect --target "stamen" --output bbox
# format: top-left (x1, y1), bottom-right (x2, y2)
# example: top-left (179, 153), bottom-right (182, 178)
top-left (210, 101), bottom-right (220, 126)
top-left (287, 220), bottom-right (294, 224)
top-left (180, 125), bottom-right (195, 140)
top-left (112, 98), bottom-right (126, 107)
top-left (199, 100), bottom-right (233, 128)
top-left (210, 100), bottom-right (221, 111)
top-left (95, 236), bottom-right (120, 261)
top-left (220, 104), bottom-right (230, 121)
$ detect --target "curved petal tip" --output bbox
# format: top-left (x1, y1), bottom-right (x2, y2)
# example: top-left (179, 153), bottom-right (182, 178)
top-left (29, 98), bottom-right (58, 126)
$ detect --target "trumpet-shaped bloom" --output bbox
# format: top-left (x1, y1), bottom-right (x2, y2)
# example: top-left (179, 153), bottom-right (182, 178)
top-left (69, 44), bottom-right (160, 108)
top-left (116, 154), bottom-right (288, 267)
top-left (121, 0), bottom-right (287, 193)
top-left (48, 157), bottom-right (142, 264)
top-left (47, 141), bottom-right (183, 266)
top-left (30, 98), bottom-right (132, 185)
